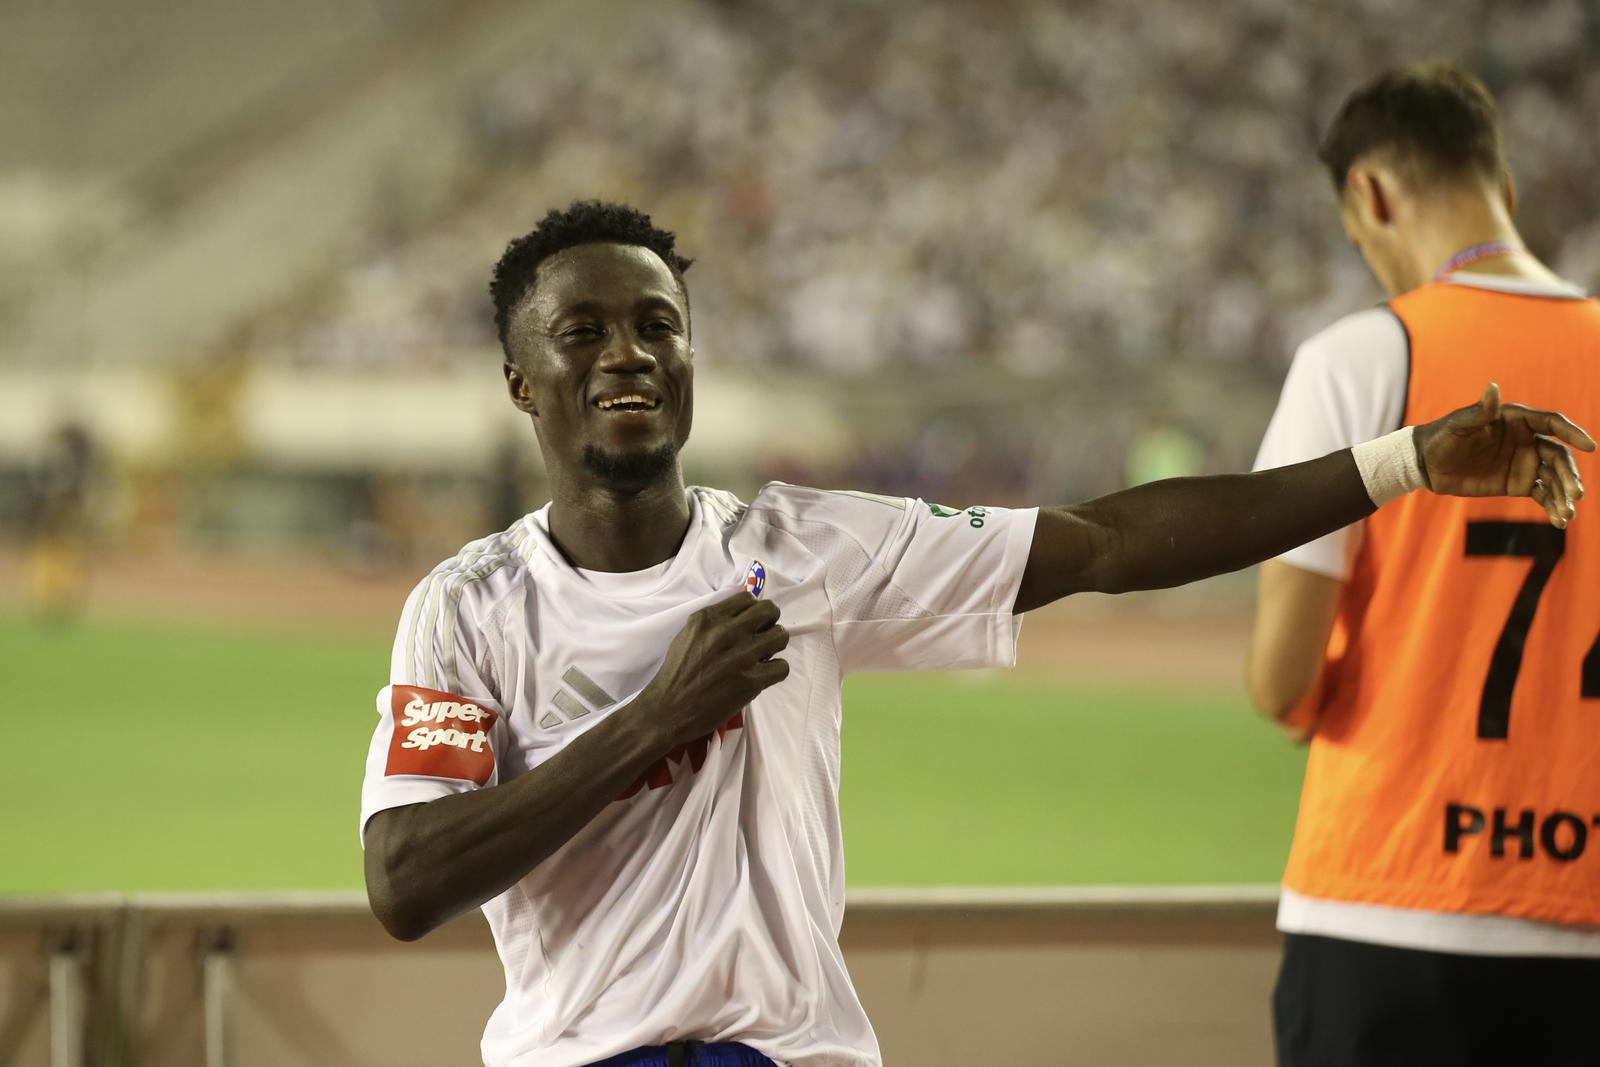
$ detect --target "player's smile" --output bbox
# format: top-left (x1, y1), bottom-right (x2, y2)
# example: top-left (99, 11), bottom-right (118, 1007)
top-left (583, 377), bottom-right (675, 455)
top-left (593, 389), bottom-right (662, 413)
top-left (589, 383), bottom-right (666, 428)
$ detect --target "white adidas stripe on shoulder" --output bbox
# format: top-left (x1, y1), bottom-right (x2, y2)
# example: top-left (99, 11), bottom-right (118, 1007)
top-left (406, 519), bottom-right (536, 692)
top-left (693, 487), bottom-right (748, 530)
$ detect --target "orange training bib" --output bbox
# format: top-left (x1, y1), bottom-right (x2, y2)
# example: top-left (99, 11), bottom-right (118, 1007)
top-left (1284, 282), bottom-right (1600, 926)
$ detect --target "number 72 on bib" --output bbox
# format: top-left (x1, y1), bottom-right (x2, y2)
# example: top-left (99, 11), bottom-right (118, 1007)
top-left (1464, 521), bottom-right (1600, 739)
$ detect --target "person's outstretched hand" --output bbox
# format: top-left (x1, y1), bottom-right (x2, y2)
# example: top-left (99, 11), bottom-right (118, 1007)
top-left (1416, 382), bottom-right (1596, 528)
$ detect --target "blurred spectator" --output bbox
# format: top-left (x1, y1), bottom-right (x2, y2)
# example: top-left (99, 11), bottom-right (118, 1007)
top-left (26, 422), bottom-right (101, 620)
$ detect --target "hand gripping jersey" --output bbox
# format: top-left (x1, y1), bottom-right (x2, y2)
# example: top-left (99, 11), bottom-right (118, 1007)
top-left (360, 484), bottom-right (1038, 1067)
top-left (1277, 280), bottom-right (1600, 941)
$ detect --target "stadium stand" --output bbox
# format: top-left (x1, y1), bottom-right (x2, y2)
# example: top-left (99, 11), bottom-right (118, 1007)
top-left (242, 0), bottom-right (1600, 380)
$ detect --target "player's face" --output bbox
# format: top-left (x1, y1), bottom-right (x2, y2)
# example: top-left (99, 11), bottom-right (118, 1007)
top-left (504, 243), bottom-right (694, 488)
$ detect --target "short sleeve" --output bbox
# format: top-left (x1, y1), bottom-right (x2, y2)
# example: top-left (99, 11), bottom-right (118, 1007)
top-left (1253, 307), bottom-right (1410, 580)
top-left (359, 573), bottom-right (509, 844)
top-left (757, 487), bottom-right (1038, 674)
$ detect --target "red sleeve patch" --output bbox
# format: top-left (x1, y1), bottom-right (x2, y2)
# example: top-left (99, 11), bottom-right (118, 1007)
top-left (385, 684), bottom-right (499, 786)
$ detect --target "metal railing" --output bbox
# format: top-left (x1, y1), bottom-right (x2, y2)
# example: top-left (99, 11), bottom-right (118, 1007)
top-left (0, 887), bottom-right (1282, 1067)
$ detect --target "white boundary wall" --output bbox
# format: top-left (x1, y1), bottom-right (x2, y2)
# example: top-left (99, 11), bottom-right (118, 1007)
top-left (0, 887), bottom-right (1282, 1067)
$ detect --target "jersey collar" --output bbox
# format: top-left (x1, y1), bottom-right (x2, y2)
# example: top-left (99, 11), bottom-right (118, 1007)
top-left (525, 490), bottom-right (713, 599)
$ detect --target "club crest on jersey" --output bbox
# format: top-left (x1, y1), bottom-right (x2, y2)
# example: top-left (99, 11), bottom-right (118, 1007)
top-left (743, 559), bottom-right (767, 598)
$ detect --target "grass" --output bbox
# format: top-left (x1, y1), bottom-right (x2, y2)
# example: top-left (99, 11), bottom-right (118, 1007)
top-left (840, 671), bottom-right (1306, 885)
top-left (1, 615), bottom-right (1305, 893)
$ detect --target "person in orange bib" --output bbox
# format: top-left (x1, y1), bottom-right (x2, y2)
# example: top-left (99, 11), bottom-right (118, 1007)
top-left (1247, 63), bottom-right (1600, 1067)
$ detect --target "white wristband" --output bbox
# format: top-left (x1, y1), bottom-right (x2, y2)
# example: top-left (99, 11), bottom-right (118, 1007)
top-left (1351, 426), bottom-right (1427, 507)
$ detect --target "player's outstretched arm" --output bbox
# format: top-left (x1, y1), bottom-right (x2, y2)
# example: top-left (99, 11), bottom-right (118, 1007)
top-left (364, 593), bottom-right (789, 941)
top-left (1012, 384), bottom-right (1593, 613)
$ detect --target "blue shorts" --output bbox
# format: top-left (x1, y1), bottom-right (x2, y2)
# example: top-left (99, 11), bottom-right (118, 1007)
top-left (589, 1041), bottom-right (776, 1067)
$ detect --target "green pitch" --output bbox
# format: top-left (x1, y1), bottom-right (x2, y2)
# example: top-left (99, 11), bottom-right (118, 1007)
top-left (2, 615), bottom-right (1305, 893)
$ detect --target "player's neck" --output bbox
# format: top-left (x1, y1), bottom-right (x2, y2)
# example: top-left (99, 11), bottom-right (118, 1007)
top-left (546, 473), bottom-right (693, 573)
top-left (1409, 198), bottom-right (1562, 290)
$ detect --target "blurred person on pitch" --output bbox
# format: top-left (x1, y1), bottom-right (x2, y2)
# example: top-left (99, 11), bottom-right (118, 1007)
top-left (1247, 63), bottom-right (1600, 1067)
top-left (26, 421), bottom-right (100, 621)
top-left (359, 200), bottom-right (1590, 1067)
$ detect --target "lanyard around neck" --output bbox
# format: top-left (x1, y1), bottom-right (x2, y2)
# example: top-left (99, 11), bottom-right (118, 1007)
top-left (1433, 240), bottom-right (1522, 282)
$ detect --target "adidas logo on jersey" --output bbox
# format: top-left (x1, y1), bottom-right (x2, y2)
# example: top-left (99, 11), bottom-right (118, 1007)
top-left (539, 665), bottom-right (617, 729)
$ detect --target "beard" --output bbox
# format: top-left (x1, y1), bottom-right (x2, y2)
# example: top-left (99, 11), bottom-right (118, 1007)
top-left (581, 442), bottom-right (679, 487)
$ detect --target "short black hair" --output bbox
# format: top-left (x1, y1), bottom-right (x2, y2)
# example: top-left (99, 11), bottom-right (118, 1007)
top-left (1318, 62), bottom-right (1505, 192)
top-left (489, 199), bottom-right (693, 356)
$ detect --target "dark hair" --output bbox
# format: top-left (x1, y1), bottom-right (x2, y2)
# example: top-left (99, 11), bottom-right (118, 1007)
top-left (489, 200), bottom-right (693, 355)
top-left (1317, 63), bottom-right (1505, 192)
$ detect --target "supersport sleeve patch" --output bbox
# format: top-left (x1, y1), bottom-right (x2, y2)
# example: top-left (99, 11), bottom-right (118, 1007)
top-left (384, 684), bottom-right (499, 785)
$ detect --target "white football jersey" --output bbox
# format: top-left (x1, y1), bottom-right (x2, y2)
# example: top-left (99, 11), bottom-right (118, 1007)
top-left (360, 483), bottom-right (1038, 1067)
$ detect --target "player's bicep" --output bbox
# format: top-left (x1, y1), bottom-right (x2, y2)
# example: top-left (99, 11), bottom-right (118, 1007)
top-left (1014, 504), bottom-right (1110, 612)
top-left (361, 803), bottom-right (416, 878)
top-left (362, 803), bottom-right (412, 848)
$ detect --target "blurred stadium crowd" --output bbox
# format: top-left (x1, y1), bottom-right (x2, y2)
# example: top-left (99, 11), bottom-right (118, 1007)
top-left (3, 0), bottom-right (1599, 570)
top-left (253, 0), bottom-right (1600, 378)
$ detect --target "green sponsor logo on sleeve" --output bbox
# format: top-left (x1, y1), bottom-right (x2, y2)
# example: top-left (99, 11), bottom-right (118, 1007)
top-left (927, 503), bottom-right (989, 528)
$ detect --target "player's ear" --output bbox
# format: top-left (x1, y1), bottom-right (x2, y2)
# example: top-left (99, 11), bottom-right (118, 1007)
top-left (1348, 166), bottom-right (1394, 228)
top-left (505, 360), bottom-right (539, 417)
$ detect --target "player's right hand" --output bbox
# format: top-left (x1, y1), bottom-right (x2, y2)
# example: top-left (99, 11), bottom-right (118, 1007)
top-left (636, 591), bottom-right (789, 748)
